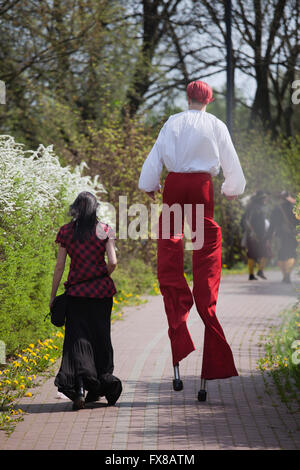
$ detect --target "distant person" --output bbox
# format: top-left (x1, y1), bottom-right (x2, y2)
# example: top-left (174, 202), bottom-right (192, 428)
top-left (138, 80), bottom-right (246, 401)
top-left (241, 191), bottom-right (270, 280)
top-left (266, 191), bottom-right (298, 283)
top-left (49, 191), bottom-right (122, 410)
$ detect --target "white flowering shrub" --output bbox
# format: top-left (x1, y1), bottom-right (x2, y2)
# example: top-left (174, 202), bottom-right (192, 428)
top-left (0, 135), bottom-right (110, 354)
top-left (0, 135), bottom-right (107, 218)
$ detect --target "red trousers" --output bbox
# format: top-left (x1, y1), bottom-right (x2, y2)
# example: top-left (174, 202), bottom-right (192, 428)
top-left (157, 172), bottom-right (238, 380)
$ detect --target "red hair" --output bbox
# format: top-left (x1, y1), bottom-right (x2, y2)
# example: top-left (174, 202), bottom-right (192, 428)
top-left (186, 80), bottom-right (214, 105)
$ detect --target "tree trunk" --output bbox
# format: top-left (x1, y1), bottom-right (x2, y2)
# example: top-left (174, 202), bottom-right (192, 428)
top-left (126, 0), bottom-right (161, 116)
top-left (250, 63), bottom-right (273, 131)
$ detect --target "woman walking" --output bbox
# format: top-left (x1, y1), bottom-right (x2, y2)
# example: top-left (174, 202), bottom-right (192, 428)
top-left (49, 191), bottom-right (122, 410)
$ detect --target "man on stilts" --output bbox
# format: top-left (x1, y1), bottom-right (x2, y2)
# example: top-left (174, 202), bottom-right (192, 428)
top-left (138, 81), bottom-right (246, 401)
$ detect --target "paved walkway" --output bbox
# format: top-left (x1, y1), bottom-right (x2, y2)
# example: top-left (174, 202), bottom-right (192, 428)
top-left (0, 270), bottom-right (299, 450)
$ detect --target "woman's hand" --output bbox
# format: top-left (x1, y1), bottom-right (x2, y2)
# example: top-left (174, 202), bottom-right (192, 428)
top-left (224, 194), bottom-right (238, 201)
top-left (106, 239), bottom-right (117, 275)
top-left (49, 244), bottom-right (67, 312)
top-left (49, 296), bottom-right (55, 311)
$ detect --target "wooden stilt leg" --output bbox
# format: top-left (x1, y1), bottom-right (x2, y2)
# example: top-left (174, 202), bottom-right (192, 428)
top-left (198, 378), bottom-right (207, 402)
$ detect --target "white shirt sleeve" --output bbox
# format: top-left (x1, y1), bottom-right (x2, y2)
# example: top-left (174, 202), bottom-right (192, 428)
top-left (138, 125), bottom-right (165, 192)
top-left (215, 120), bottom-right (246, 196)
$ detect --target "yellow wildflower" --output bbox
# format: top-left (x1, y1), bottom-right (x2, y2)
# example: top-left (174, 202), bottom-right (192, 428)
top-left (25, 392), bottom-right (32, 397)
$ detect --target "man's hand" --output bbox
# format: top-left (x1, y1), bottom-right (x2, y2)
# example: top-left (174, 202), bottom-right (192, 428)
top-left (224, 194), bottom-right (238, 201)
top-left (146, 188), bottom-right (161, 201)
top-left (146, 191), bottom-right (155, 200)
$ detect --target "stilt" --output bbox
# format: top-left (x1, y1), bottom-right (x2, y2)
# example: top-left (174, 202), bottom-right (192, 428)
top-left (172, 363), bottom-right (183, 391)
top-left (198, 378), bottom-right (207, 402)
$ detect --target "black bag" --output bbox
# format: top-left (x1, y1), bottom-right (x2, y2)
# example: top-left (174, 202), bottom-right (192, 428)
top-left (47, 292), bottom-right (68, 327)
top-left (45, 272), bottom-right (105, 326)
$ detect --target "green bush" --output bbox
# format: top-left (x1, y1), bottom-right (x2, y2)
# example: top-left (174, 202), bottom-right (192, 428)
top-left (111, 257), bottom-right (156, 297)
top-left (0, 135), bottom-right (105, 356)
top-left (0, 203), bottom-right (68, 355)
top-left (257, 304), bottom-right (300, 408)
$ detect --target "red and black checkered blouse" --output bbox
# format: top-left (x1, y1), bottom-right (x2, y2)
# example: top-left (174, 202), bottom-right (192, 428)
top-left (55, 221), bottom-right (116, 299)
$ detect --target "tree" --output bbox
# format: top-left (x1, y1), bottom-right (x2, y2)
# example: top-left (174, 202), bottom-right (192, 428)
top-left (194, 0), bottom-right (300, 136)
top-left (0, 0), bottom-right (135, 146)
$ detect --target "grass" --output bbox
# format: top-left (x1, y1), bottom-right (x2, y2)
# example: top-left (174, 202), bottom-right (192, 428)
top-left (257, 303), bottom-right (300, 410)
top-left (0, 331), bottom-right (64, 433)
top-left (110, 257), bottom-right (158, 322)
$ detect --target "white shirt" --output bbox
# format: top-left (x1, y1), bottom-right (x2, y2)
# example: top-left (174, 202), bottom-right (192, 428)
top-left (138, 109), bottom-right (246, 196)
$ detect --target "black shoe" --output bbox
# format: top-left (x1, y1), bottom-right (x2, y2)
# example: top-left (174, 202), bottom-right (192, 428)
top-left (257, 270), bottom-right (267, 279)
top-left (105, 379), bottom-right (122, 406)
top-left (249, 274), bottom-right (258, 280)
top-left (72, 377), bottom-right (85, 410)
top-left (85, 391), bottom-right (100, 403)
top-left (72, 395), bottom-right (85, 410)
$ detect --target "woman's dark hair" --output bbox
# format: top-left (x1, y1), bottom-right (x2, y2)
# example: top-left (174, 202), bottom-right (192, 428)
top-left (69, 192), bottom-right (99, 241)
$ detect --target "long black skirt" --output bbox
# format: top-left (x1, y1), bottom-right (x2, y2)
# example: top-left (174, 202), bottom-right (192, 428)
top-left (54, 295), bottom-right (120, 401)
